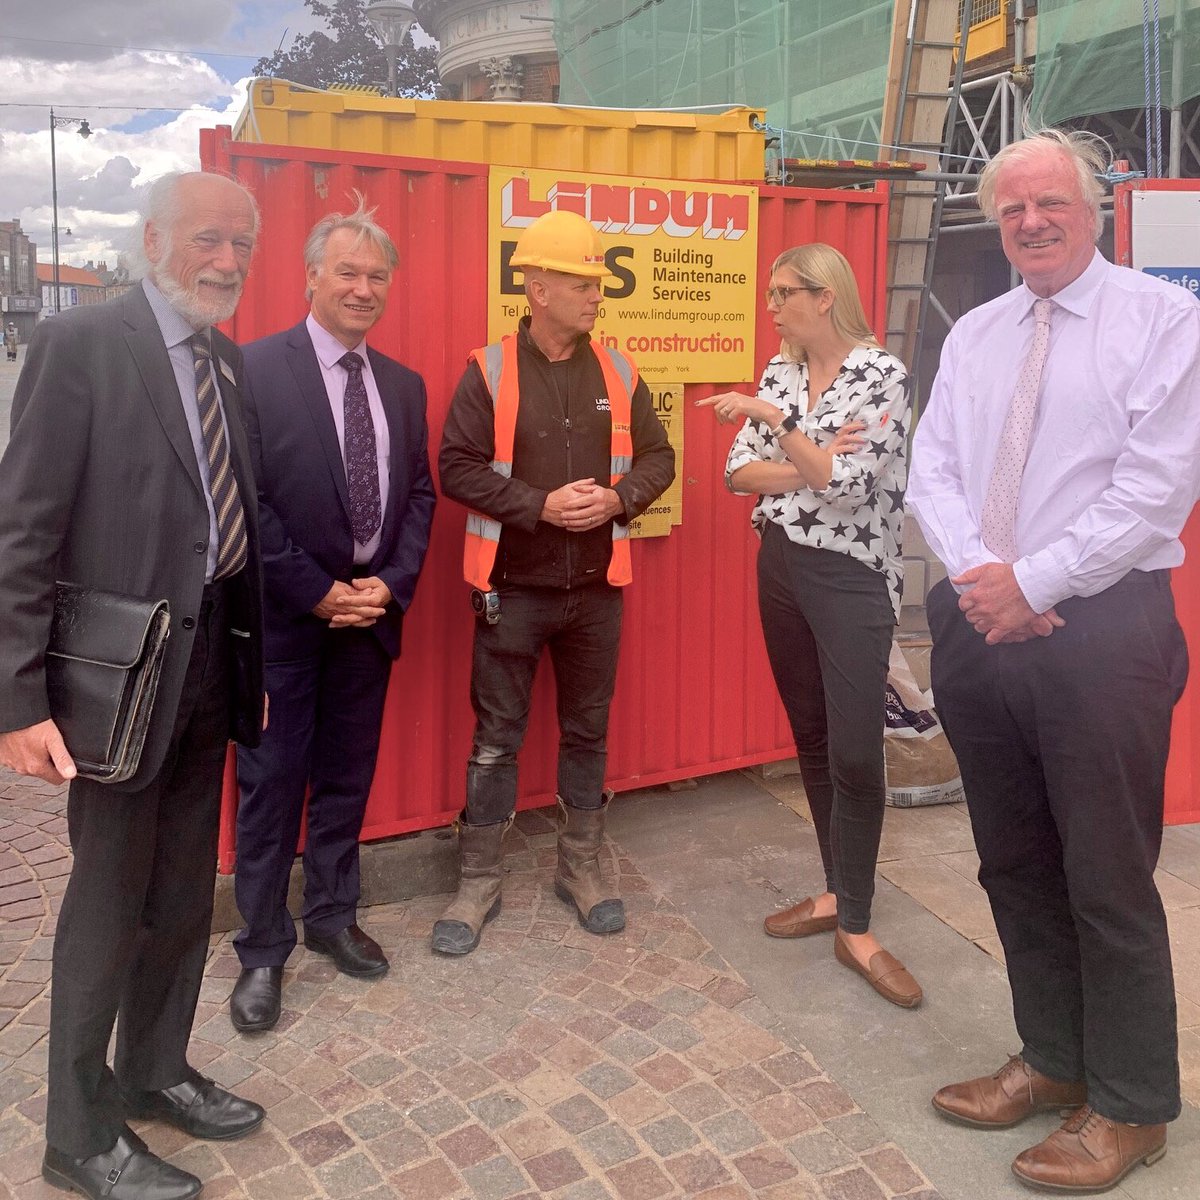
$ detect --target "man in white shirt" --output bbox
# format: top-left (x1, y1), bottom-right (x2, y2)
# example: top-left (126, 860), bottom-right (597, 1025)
top-left (229, 201), bottom-right (435, 1032)
top-left (909, 129), bottom-right (1200, 1193)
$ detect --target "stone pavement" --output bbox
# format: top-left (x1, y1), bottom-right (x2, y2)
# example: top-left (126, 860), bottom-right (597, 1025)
top-left (0, 768), bottom-right (939, 1200)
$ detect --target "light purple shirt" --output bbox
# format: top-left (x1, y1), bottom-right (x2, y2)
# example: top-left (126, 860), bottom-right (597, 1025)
top-left (306, 313), bottom-right (391, 566)
top-left (909, 251), bottom-right (1200, 614)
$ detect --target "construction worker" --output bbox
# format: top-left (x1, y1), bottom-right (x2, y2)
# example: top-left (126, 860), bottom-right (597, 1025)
top-left (435, 209), bottom-right (674, 955)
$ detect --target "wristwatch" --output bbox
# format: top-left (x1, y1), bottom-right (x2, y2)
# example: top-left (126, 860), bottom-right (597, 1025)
top-left (769, 413), bottom-right (799, 439)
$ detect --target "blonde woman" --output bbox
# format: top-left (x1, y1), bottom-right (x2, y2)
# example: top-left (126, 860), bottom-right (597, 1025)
top-left (699, 243), bottom-right (918, 1007)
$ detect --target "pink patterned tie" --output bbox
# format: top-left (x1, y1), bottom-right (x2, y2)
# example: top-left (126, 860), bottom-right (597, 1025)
top-left (980, 298), bottom-right (1054, 562)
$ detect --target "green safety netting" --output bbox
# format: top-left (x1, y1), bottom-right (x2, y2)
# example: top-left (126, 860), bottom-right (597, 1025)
top-left (552, 0), bottom-right (897, 161)
top-left (1029, 0), bottom-right (1200, 128)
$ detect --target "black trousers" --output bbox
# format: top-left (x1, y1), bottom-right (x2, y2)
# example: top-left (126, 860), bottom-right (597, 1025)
top-left (757, 524), bottom-right (895, 933)
top-left (234, 626), bottom-right (391, 968)
top-left (928, 571), bottom-right (1186, 1124)
top-left (466, 583), bottom-right (623, 826)
top-left (47, 583), bottom-right (232, 1157)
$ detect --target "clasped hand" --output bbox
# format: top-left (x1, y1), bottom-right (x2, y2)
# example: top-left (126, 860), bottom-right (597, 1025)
top-left (313, 577), bottom-right (392, 628)
top-left (954, 562), bottom-right (1065, 644)
top-left (541, 479), bottom-right (624, 531)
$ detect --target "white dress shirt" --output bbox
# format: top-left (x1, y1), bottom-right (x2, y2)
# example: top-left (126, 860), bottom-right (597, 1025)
top-left (909, 251), bottom-right (1200, 614)
top-left (725, 345), bottom-right (910, 619)
top-left (306, 314), bottom-right (391, 565)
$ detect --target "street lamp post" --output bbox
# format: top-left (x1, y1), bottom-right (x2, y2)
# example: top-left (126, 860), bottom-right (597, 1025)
top-left (49, 108), bottom-right (92, 314)
top-left (365, 1), bottom-right (417, 97)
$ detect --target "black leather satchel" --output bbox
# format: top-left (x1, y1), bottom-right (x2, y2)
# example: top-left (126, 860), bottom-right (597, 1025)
top-left (45, 583), bottom-right (171, 783)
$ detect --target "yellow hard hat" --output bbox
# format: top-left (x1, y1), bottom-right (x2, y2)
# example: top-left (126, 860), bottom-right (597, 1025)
top-left (510, 210), bottom-right (609, 278)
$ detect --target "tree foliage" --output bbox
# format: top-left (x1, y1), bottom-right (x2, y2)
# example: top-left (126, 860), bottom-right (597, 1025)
top-left (254, 0), bottom-right (442, 97)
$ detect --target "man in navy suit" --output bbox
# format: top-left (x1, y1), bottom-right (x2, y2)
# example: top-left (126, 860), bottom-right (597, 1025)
top-left (229, 200), bottom-right (435, 1031)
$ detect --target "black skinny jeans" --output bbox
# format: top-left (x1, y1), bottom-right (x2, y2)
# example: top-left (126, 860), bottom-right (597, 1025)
top-left (757, 523), bottom-right (894, 933)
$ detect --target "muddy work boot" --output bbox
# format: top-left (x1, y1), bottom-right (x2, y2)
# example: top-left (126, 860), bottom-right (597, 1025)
top-left (432, 815), bottom-right (512, 956)
top-left (554, 795), bottom-right (625, 934)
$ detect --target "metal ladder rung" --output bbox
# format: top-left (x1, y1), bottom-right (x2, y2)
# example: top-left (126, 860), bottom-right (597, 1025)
top-left (911, 39), bottom-right (958, 51)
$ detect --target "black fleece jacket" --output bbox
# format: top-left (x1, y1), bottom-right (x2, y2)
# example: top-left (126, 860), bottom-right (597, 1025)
top-left (438, 320), bottom-right (675, 589)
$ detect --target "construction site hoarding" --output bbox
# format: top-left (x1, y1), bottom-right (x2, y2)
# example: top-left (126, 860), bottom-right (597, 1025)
top-left (233, 80), bottom-right (768, 183)
top-left (199, 126), bottom-right (889, 872)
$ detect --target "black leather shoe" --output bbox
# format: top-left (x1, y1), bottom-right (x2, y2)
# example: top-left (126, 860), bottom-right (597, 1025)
top-left (43, 1127), bottom-right (201, 1199)
top-left (121, 1072), bottom-right (265, 1141)
top-left (303, 923), bottom-right (388, 977)
top-left (230, 966), bottom-right (283, 1032)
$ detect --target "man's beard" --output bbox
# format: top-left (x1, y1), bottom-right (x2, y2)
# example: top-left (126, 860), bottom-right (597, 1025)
top-left (155, 262), bottom-right (244, 329)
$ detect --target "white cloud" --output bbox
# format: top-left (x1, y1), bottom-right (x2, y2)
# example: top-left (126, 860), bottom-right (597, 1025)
top-left (0, 2), bottom-right (321, 271)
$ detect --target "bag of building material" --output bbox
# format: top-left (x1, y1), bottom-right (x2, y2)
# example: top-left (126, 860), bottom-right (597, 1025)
top-left (883, 641), bottom-right (964, 807)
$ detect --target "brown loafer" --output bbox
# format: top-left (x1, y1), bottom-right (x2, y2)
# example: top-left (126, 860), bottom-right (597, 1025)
top-left (833, 930), bottom-right (922, 1008)
top-left (1011, 1105), bottom-right (1165, 1193)
top-left (764, 897), bottom-right (838, 938)
top-left (933, 1054), bottom-right (1087, 1129)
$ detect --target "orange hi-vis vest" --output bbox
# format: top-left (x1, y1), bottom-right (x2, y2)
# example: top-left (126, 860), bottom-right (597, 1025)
top-left (463, 333), bottom-right (636, 593)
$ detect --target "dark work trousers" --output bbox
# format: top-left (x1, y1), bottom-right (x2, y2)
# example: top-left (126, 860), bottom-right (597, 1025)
top-left (756, 523), bottom-right (895, 934)
top-left (47, 582), bottom-right (232, 1158)
top-left (466, 583), bottom-right (623, 825)
top-left (758, 528), bottom-right (892, 936)
top-left (234, 626), bottom-right (392, 968)
top-left (927, 570), bottom-right (1186, 1124)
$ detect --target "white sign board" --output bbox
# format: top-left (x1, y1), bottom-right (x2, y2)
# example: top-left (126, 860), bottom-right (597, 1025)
top-left (1131, 189), bottom-right (1200, 297)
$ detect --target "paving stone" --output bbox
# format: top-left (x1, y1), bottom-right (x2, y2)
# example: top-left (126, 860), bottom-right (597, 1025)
top-left (547, 1091), bottom-right (608, 1134)
top-left (603, 1029), bottom-right (660, 1064)
top-left (468, 1089), bottom-right (529, 1129)
top-left (647, 1016), bottom-right (702, 1052)
top-left (817, 1165), bottom-right (890, 1200)
top-left (664, 1146), bottom-right (734, 1193)
top-left (343, 1100), bottom-right (406, 1141)
top-left (787, 1130), bottom-right (859, 1176)
top-left (698, 1109), bottom-right (766, 1156)
top-left (314, 1150), bottom-right (383, 1194)
top-left (439, 1123), bottom-right (502, 1168)
top-left (578, 1061), bottom-right (637, 1100)
top-left (242, 1164), bottom-right (319, 1200)
top-left (860, 1145), bottom-right (926, 1194)
top-left (638, 1112), bottom-right (699, 1157)
top-left (605, 1155), bottom-right (674, 1200)
top-left (388, 1156), bottom-right (464, 1199)
top-left (524, 1146), bottom-right (587, 1191)
top-left (577, 1121), bottom-right (640, 1169)
top-left (460, 1154), bottom-right (532, 1200)
top-left (666, 1080), bottom-right (728, 1123)
top-left (287, 1119), bottom-right (354, 1166)
top-left (410, 1094), bottom-right (472, 1135)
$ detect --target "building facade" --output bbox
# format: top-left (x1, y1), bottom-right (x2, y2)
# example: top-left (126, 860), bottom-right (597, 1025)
top-left (0, 220), bottom-right (42, 343)
top-left (413, 0), bottom-right (560, 101)
top-left (36, 263), bottom-right (107, 318)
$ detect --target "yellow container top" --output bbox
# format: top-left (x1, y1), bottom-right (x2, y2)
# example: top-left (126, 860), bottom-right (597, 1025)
top-left (234, 80), bottom-right (768, 182)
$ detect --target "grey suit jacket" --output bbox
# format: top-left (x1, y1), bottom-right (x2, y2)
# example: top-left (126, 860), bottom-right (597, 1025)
top-left (0, 286), bottom-right (264, 788)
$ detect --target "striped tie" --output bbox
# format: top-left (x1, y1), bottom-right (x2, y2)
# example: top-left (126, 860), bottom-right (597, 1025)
top-left (191, 332), bottom-right (248, 580)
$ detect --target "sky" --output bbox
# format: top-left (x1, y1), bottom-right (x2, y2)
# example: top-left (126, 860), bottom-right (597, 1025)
top-left (0, 2), bottom-right (349, 274)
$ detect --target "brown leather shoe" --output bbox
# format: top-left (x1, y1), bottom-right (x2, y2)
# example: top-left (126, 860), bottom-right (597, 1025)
top-left (764, 897), bottom-right (838, 938)
top-left (1011, 1105), bottom-right (1166, 1193)
top-left (932, 1055), bottom-right (1087, 1129)
top-left (833, 930), bottom-right (922, 1008)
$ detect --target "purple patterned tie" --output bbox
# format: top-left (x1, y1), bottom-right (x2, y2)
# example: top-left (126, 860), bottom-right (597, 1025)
top-left (339, 352), bottom-right (381, 544)
top-left (980, 298), bottom-right (1054, 562)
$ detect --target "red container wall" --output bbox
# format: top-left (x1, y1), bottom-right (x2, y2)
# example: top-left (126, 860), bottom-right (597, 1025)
top-left (201, 129), bottom-right (891, 868)
top-left (1115, 179), bottom-right (1200, 826)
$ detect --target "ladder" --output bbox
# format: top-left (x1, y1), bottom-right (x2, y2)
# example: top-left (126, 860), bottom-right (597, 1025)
top-left (882, 0), bottom-right (974, 406)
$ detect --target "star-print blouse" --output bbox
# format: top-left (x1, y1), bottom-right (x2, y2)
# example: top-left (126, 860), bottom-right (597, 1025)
top-left (724, 344), bottom-right (911, 621)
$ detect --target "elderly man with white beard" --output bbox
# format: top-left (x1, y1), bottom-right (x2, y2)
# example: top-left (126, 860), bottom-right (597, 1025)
top-left (0, 171), bottom-right (268, 1200)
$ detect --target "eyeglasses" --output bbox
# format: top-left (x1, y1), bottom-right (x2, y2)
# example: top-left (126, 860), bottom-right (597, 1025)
top-left (764, 284), bottom-right (824, 306)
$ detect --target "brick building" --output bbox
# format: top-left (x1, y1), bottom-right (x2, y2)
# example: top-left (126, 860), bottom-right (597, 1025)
top-left (0, 220), bottom-right (42, 343)
top-left (36, 262), bottom-right (106, 317)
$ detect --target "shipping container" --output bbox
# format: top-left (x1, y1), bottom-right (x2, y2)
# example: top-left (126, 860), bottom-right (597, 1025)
top-left (235, 80), bottom-right (768, 183)
top-left (200, 126), bottom-right (891, 871)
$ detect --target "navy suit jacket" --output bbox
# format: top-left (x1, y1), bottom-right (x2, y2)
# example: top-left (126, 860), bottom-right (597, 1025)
top-left (242, 321), bottom-right (436, 661)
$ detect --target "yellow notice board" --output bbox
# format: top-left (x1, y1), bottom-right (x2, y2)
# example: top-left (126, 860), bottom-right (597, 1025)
top-left (628, 382), bottom-right (684, 540)
top-left (488, 167), bottom-right (758, 384)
